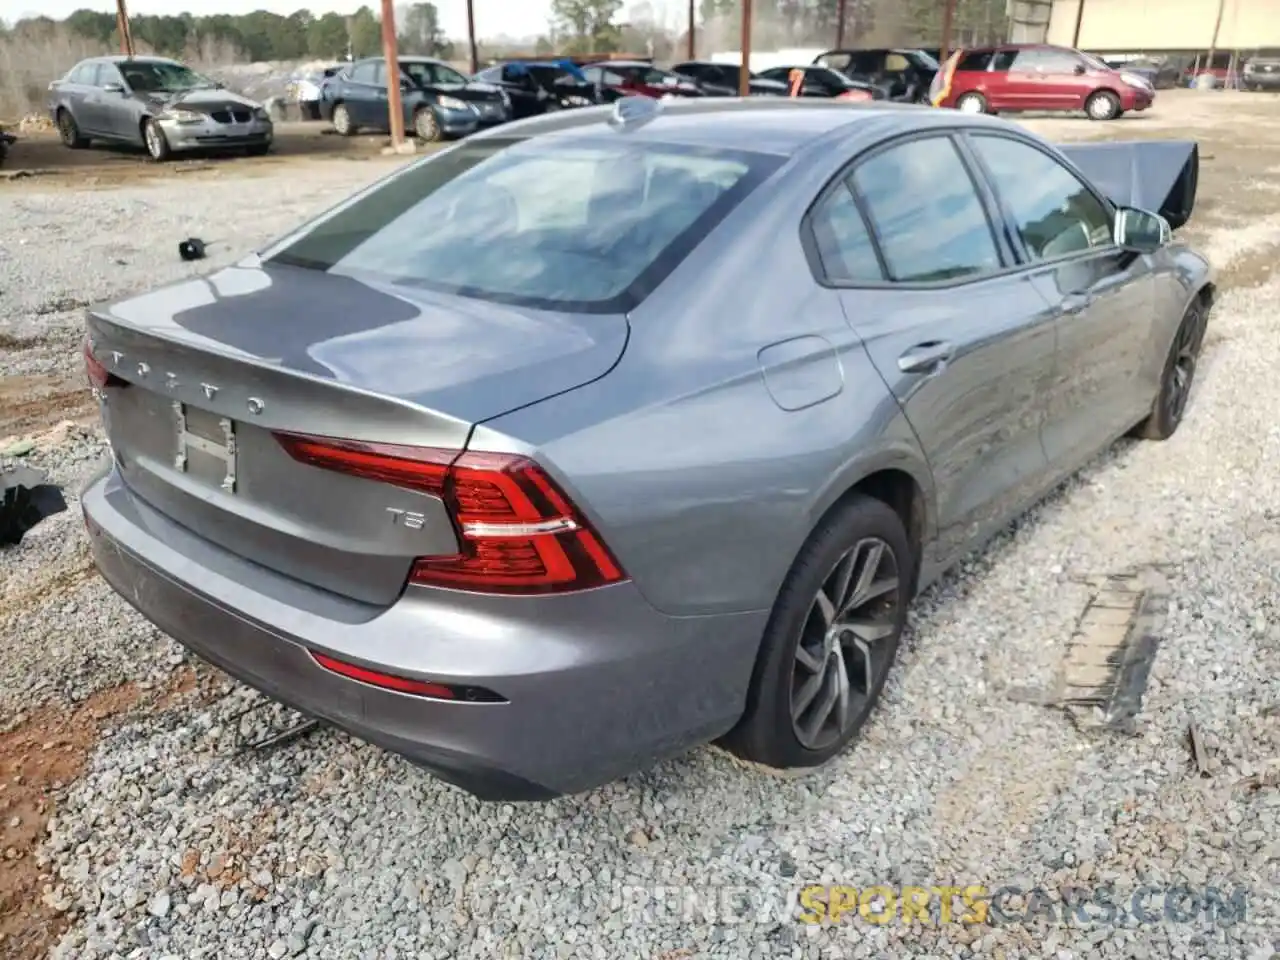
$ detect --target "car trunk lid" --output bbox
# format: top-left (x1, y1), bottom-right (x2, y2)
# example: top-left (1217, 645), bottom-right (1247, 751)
top-left (88, 259), bottom-right (628, 606)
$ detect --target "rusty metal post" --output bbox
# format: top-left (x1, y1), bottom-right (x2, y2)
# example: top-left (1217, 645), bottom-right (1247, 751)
top-left (116, 0), bottom-right (134, 57)
top-left (688, 0), bottom-right (696, 59)
top-left (380, 0), bottom-right (406, 148)
top-left (836, 0), bottom-right (847, 49)
top-left (1071, 0), bottom-right (1087, 48)
top-left (939, 0), bottom-right (957, 63)
top-left (1205, 0), bottom-right (1226, 87)
top-left (467, 0), bottom-right (479, 74)
top-left (739, 0), bottom-right (753, 97)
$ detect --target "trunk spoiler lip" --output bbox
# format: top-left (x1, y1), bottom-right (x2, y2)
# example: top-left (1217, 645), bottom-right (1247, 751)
top-left (1055, 139), bottom-right (1200, 231)
top-left (83, 307), bottom-right (472, 432)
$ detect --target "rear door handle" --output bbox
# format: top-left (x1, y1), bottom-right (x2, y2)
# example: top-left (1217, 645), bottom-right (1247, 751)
top-left (898, 340), bottom-right (955, 374)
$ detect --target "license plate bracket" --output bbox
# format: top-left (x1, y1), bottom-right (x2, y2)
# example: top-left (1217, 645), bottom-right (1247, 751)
top-left (173, 401), bottom-right (237, 494)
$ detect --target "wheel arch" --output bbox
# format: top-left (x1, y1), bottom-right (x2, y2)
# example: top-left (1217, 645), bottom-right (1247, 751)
top-left (807, 447), bottom-right (936, 596)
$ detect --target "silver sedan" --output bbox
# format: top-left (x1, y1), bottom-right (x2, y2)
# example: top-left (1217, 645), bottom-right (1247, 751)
top-left (48, 55), bottom-right (272, 161)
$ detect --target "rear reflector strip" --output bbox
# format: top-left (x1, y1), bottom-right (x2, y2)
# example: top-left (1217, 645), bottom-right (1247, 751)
top-left (310, 651), bottom-right (505, 702)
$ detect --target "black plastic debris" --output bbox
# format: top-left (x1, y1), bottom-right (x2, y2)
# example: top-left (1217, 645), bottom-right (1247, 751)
top-left (1, 461), bottom-right (68, 546)
top-left (178, 236), bottom-right (208, 261)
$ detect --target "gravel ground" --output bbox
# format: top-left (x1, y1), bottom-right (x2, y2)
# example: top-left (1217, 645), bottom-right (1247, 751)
top-left (1, 91), bottom-right (1279, 960)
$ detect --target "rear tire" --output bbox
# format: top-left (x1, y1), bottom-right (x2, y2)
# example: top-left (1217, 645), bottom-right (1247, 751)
top-left (1133, 299), bottom-right (1208, 440)
top-left (955, 91), bottom-right (988, 114)
top-left (142, 118), bottom-right (170, 162)
top-left (1086, 90), bottom-right (1121, 120)
top-left (331, 103), bottom-right (355, 136)
top-left (723, 495), bottom-right (913, 770)
top-left (57, 109), bottom-right (88, 149)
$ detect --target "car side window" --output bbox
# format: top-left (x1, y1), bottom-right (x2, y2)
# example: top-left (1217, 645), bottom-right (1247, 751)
top-left (1038, 50), bottom-right (1084, 72)
top-left (957, 50), bottom-right (993, 71)
top-left (970, 135), bottom-right (1113, 261)
top-left (810, 183), bottom-right (884, 283)
top-left (1008, 49), bottom-right (1049, 71)
top-left (69, 63), bottom-right (95, 84)
top-left (97, 64), bottom-right (122, 87)
top-left (991, 50), bottom-right (1018, 71)
top-left (350, 62), bottom-right (376, 84)
top-left (850, 136), bottom-right (1001, 283)
top-left (373, 62), bottom-right (386, 85)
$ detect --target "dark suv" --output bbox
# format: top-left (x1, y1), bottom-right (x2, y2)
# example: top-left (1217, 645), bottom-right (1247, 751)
top-left (812, 48), bottom-right (939, 101)
top-left (933, 44), bottom-right (1153, 120)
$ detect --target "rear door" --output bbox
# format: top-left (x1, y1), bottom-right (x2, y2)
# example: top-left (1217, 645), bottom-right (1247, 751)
top-left (344, 60), bottom-right (384, 127)
top-left (999, 47), bottom-right (1055, 108)
top-left (821, 133), bottom-right (1058, 564)
top-left (62, 62), bottom-right (100, 132)
top-left (966, 132), bottom-right (1157, 472)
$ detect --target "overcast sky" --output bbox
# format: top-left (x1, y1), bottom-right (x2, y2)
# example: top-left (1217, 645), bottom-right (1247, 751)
top-left (18, 0), bottom-right (557, 40)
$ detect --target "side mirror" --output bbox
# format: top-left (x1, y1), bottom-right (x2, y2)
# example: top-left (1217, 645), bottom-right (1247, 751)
top-left (1114, 206), bottom-right (1171, 253)
top-left (102, 82), bottom-right (125, 94)
top-left (1073, 64), bottom-right (1087, 75)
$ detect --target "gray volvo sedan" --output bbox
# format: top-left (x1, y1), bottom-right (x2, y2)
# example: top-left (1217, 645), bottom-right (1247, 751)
top-left (81, 97), bottom-right (1212, 799)
top-left (49, 56), bottom-right (272, 161)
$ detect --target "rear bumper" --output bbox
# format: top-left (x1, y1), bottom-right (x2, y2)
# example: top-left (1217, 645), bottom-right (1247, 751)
top-left (82, 465), bottom-right (766, 800)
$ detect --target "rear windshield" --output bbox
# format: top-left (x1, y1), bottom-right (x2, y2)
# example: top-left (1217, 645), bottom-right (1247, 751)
top-left (266, 136), bottom-right (780, 313)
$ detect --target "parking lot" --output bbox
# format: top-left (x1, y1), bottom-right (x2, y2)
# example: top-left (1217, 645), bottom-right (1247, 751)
top-left (1, 89), bottom-right (1279, 960)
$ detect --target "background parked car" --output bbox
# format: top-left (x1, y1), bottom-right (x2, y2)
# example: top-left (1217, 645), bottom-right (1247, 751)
top-left (47, 56), bottom-right (272, 161)
top-left (755, 65), bottom-right (884, 100)
top-left (320, 56), bottom-right (509, 141)
top-left (933, 44), bottom-right (1152, 120)
top-left (813, 48), bottom-right (939, 102)
top-left (580, 61), bottom-right (703, 99)
top-left (473, 60), bottom-right (597, 119)
top-left (288, 64), bottom-right (345, 120)
top-left (670, 60), bottom-right (789, 96)
top-left (1099, 55), bottom-right (1180, 89)
top-left (0, 126), bottom-right (13, 167)
top-left (1243, 51), bottom-right (1280, 91)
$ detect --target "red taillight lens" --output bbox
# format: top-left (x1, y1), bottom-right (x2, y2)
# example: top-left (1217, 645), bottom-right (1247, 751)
top-left (838, 90), bottom-right (874, 102)
top-left (85, 339), bottom-right (110, 389)
top-left (84, 338), bottom-right (126, 390)
top-left (274, 433), bottom-right (627, 596)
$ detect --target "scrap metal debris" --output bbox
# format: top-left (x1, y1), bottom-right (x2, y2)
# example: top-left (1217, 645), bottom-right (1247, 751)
top-left (226, 696), bottom-right (322, 755)
top-left (178, 236), bottom-right (208, 261)
top-left (1007, 567), bottom-right (1169, 733)
top-left (1187, 718), bottom-right (1212, 777)
top-left (0, 459), bottom-right (67, 546)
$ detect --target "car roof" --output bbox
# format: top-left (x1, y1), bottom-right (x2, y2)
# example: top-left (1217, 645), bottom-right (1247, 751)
top-left (588, 60), bottom-right (653, 69)
top-left (471, 97), bottom-right (948, 156)
top-left (96, 55), bottom-right (181, 65)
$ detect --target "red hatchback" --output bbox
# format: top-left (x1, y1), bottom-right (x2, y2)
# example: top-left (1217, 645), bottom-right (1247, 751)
top-left (932, 44), bottom-right (1154, 120)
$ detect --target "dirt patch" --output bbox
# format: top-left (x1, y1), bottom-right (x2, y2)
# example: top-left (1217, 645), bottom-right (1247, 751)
top-left (0, 376), bottom-right (96, 444)
top-left (0, 553), bottom-right (98, 630)
top-left (0, 682), bottom-right (141, 959)
top-left (1215, 241), bottom-right (1280, 291)
top-left (0, 334), bottom-right (42, 351)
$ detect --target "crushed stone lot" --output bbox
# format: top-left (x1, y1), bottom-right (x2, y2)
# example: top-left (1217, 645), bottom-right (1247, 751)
top-left (1, 91), bottom-right (1279, 959)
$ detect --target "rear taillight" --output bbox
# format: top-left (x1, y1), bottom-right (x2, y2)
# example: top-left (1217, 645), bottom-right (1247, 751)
top-left (274, 433), bottom-right (627, 596)
top-left (84, 338), bottom-right (126, 390)
top-left (838, 90), bottom-right (874, 102)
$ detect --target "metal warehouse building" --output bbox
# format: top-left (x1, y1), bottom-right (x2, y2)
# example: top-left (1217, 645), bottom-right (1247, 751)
top-left (1044, 0), bottom-right (1280, 51)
